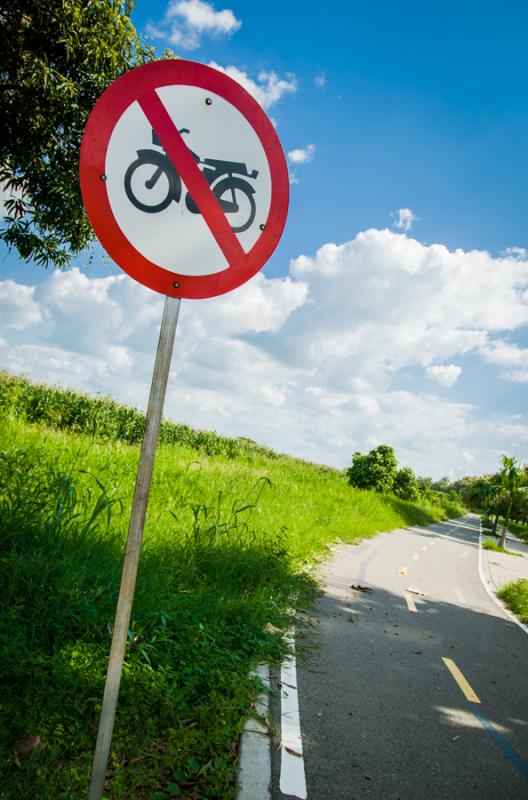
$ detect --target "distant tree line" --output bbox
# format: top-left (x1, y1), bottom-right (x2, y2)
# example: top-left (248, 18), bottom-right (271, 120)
top-left (346, 444), bottom-right (462, 507)
top-left (453, 456), bottom-right (528, 547)
top-left (347, 447), bottom-right (527, 545)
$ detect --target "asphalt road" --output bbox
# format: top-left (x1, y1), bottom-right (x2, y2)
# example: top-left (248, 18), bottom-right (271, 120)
top-left (271, 515), bottom-right (528, 800)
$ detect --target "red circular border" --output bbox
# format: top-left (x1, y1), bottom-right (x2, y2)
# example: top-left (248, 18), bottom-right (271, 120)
top-left (79, 60), bottom-right (289, 299)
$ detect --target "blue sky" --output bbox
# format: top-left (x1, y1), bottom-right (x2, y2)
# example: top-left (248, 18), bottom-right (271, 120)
top-left (1, 0), bottom-right (528, 478)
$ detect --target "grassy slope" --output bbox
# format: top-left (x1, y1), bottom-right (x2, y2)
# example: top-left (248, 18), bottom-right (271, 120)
top-left (0, 376), bottom-right (463, 798)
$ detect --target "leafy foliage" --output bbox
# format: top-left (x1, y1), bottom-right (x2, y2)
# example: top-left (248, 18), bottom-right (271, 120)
top-left (346, 445), bottom-right (464, 514)
top-left (498, 455), bottom-right (526, 548)
top-left (393, 466), bottom-right (419, 500)
top-left (346, 445), bottom-right (398, 493)
top-left (0, 0), bottom-right (155, 267)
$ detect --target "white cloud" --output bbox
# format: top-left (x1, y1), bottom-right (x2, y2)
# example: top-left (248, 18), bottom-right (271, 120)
top-left (0, 280), bottom-right (42, 331)
top-left (287, 145), bottom-right (316, 165)
top-left (147, 0), bottom-right (241, 50)
top-left (501, 246), bottom-right (528, 261)
top-left (2, 229), bottom-right (528, 479)
top-left (425, 364), bottom-right (462, 387)
top-left (208, 62), bottom-right (297, 110)
top-left (392, 208), bottom-right (417, 231)
top-left (168, 0), bottom-right (239, 32)
top-left (181, 272), bottom-right (308, 338)
top-left (314, 72), bottom-right (327, 88)
top-left (480, 340), bottom-right (528, 383)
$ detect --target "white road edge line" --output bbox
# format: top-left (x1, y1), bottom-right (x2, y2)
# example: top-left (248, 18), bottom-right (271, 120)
top-left (237, 663), bottom-right (271, 800)
top-left (477, 519), bottom-right (528, 637)
top-left (280, 629), bottom-right (308, 799)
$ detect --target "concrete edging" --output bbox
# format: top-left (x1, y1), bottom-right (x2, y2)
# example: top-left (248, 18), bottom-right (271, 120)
top-left (237, 663), bottom-right (272, 799)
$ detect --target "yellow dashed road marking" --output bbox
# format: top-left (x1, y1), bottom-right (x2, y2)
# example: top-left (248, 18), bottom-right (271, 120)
top-left (442, 657), bottom-right (481, 703)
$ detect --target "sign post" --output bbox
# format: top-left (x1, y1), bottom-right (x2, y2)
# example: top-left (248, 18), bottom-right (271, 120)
top-left (79, 58), bottom-right (289, 799)
top-left (88, 296), bottom-right (180, 800)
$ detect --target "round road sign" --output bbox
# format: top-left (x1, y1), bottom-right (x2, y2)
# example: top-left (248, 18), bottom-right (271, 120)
top-left (79, 60), bottom-right (289, 299)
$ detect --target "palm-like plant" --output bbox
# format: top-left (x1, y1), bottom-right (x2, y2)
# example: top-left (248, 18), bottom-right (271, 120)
top-left (465, 476), bottom-right (503, 533)
top-left (486, 474), bottom-right (505, 536)
top-left (498, 456), bottom-right (524, 548)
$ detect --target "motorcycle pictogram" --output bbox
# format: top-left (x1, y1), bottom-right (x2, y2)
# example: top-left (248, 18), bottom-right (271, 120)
top-left (124, 129), bottom-right (259, 233)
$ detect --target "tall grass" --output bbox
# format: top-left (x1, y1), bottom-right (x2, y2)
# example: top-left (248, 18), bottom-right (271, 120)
top-left (0, 373), bottom-right (464, 798)
top-left (0, 424), bottom-right (311, 798)
top-left (0, 371), bottom-right (282, 460)
top-left (498, 579), bottom-right (528, 623)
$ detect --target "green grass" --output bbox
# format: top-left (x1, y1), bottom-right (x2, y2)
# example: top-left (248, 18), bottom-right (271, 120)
top-left (482, 539), bottom-right (522, 557)
top-left (0, 374), bottom-right (465, 798)
top-left (481, 515), bottom-right (528, 544)
top-left (503, 520), bottom-right (528, 543)
top-left (0, 370), bottom-right (283, 459)
top-left (498, 579), bottom-right (528, 623)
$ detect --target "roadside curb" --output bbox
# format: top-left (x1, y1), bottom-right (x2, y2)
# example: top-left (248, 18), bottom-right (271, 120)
top-left (477, 520), bottom-right (528, 636)
top-left (237, 664), bottom-right (272, 799)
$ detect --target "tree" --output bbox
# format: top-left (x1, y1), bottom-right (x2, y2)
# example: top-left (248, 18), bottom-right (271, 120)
top-left (431, 476), bottom-right (451, 491)
top-left (498, 456), bottom-right (524, 548)
top-left (0, 0), bottom-right (155, 267)
top-left (461, 474), bottom-right (504, 534)
top-left (465, 477), bottom-right (495, 511)
top-left (347, 445), bottom-right (398, 493)
top-left (393, 467), bottom-right (419, 501)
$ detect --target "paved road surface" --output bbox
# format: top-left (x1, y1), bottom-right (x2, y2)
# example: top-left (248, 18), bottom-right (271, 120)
top-left (272, 515), bottom-right (528, 799)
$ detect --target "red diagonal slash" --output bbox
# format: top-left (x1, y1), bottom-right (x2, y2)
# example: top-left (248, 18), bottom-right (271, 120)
top-left (138, 90), bottom-right (246, 267)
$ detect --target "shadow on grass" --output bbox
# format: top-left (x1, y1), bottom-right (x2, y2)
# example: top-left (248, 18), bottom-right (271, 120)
top-left (0, 448), bottom-right (316, 800)
top-left (380, 493), bottom-right (444, 527)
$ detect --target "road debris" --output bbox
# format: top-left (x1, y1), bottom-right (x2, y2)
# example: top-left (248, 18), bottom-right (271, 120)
top-left (285, 746), bottom-right (303, 758)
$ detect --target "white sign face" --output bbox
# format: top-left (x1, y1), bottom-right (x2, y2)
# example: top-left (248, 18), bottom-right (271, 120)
top-left (105, 85), bottom-right (272, 277)
top-left (80, 59), bottom-right (289, 299)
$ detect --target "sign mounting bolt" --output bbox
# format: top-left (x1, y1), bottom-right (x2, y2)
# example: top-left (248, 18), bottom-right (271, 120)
top-left (100, 174), bottom-right (107, 181)
top-left (205, 97), bottom-right (212, 105)
top-left (172, 281), bottom-right (180, 289)
top-left (259, 223), bottom-right (265, 231)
